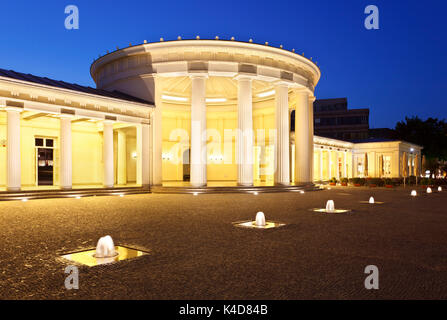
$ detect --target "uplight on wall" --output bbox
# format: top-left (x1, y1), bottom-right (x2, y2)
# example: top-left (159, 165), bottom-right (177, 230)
top-left (206, 98), bottom-right (227, 103)
top-left (162, 95), bottom-right (188, 102)
top-left (209, 154), bottom-right (223, 162)
top-left (162, 153), bottom-right (173, 161)
top-left (131, 152), bottom-right (138, 159)
top-left (257, 90), bottom-right (275, 98)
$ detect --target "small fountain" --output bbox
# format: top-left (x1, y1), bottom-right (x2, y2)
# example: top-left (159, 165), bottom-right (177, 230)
top-left (325, 200), bottom-right (335, 213)
top-left (438, 186), bottom-right (442, 192)
top-left (411, 190), bottom-right (417, 197)
top-left (427, 187), bottom-right (432, 194)
top-left (313, 200), bottom-right (350, 213)
top-left (233, 211), bottom-right (285, 229)
top-left (360, 196), bottom-right (383, 204)
top-left (95, 235), bottom-right (117, 258)
top-left (255, 212), bottom-right (266, 227)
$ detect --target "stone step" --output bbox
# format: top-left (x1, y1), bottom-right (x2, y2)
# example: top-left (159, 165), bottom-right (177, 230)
top-left (0, 187), bottom-right (150, 201)
top-left (151, 184), bottom-right (320, 194)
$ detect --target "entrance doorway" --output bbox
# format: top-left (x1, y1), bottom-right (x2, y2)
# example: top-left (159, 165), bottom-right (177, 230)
top-left (182, 149), bottom-right (190, 181)
top-left (35, 138), bottom-right (54, 186)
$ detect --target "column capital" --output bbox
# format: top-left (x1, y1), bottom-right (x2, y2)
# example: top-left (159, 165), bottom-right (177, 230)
top-left (103, 119), bottom-right (115, 125)
top-left (294, 87), bottom-right (313, 96)
top-left (274, 80), bottom-right (294, 88)
top-left (5, 106), bottom-right (23, 113)
top-left (189, 72), bottom-right (209, 79)
top-left (234, 73), bottom-right (256, 81)
top-left (59, 113), bottom-right (75, 119)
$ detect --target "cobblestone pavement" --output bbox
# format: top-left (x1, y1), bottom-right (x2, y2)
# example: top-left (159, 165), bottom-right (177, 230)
top-left (0, 186), bottom-right (446, 299)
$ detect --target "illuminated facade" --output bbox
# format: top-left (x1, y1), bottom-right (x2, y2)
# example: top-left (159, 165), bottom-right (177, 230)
top-left (0, 39), bottom-right (422, 192)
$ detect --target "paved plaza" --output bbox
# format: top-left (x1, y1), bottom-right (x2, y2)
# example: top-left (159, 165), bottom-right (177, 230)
top-left (0, 187), bottom-right (446, 299)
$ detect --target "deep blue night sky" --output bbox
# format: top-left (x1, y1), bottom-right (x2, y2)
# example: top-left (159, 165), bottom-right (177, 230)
top-left (0, 0), bottom-right (445, 128)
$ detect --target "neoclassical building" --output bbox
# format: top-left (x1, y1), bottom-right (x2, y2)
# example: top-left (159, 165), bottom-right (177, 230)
top-left (0, 39), bottom-right (422, 193)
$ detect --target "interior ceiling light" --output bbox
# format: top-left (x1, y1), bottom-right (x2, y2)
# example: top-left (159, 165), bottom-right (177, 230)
top-left (162, 95), bottom-right (188, 102)
top-left (206, 98), bottom-right (227, 103)
top-left (257, 90), bottom-right (275, 98)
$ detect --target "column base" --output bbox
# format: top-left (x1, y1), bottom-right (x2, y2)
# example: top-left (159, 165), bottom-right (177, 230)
top-left (7, 187), bottom-right (21, 192)
top-left (275, 182), bottom-right (290, 186)
top-left (60, 186), bottom-right (72, 190)
top-left (237, 182), bottom-right (253, 187)
top-left (103, 184), bottom-right (114, 189)
top-left (191, 183), bottom-right (207, 187)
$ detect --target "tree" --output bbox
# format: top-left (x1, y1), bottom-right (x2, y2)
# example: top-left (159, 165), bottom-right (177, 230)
top-left (395, 117), bottom-right (447, 176)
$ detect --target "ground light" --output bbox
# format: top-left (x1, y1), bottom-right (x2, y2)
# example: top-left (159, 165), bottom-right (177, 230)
top-left (359, 196), bottom-right (384, 205)
top-left (253, 191), bottom-right (258, 195)
top-left (21, 198), bottom-right (28, 202)
top-left (427, 187), bottom-right (432, 194)
top-left (61, 236), bottom-right (150, 267)
top-left (233, 211), bottom-right (285, 229)
top-left (193, 192), bottom-right (198, 196)
top-left (313, 200), bottom-right (350, 214)
top-left (411, 190), bottom-right (417, 196)
top-left (438, 186), bottom-right (442, 192)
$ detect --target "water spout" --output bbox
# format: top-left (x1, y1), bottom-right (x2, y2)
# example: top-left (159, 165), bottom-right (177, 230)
top-left (95, 235), bottom-right (116, 258)
top-left (369, 197), bottom-right (375, 204)
top-left (325, 200), bottom-right (335, 213)
top-left (255, 212), bottom-right (266, 227)
top-left (411, 190), bottom-right (417, 197)
top-left (427, 187), bottom-right (432, 194)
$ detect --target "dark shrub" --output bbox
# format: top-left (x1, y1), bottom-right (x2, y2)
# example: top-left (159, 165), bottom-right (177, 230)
top-left (367, 178), bottom-right (385, 187)
top-left (407, 176), bottom-right (416, 185)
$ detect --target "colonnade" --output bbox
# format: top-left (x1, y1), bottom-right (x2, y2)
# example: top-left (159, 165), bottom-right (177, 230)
top-left (4, 106), bottom-right (150, 191)
top-left (152, 76), bottom-right (314, 187)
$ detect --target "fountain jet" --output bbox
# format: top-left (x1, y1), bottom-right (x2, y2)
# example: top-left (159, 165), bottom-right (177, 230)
top-left (325, 200), bottom-right (335, 213)
top-left (369, 197), bottom-right (375, 204)
top-left (95, 235), bottom-right (116, 258)
top-left (255, 212), bottom-right (266, 227)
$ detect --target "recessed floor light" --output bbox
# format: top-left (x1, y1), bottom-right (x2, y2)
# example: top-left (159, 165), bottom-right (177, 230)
top-left (61, 246), bottom-right (150, 267)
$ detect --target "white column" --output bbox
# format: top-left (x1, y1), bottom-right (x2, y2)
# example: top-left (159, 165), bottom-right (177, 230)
top-left (274, 83), bottom-right (290, 185)
top-left (6, 107), bottom-right (22, 191)
top-left (328, 150), bottom-right (332, 179)
top-left (343, 151), bottom-right (347, 177)
top-left (137, 123), bottom-right (150, 187)
top-left (103, 121), bottom-right (114, 188)
top-left (60, 116), bottom-right (73, 189)
top-left (319, 148), bottom-right (324, 180)
top-left (117, 130), bottom-right (127, 185)
top-left (294, 90), bottom-right (311, 183)
top-left (336, 151), bottom-right (340, 179)
top-left (309, 96), bottom-right (315, 181)
top-left (190, 75), bottom-right (207, 187)
top-left (152, 79), bottom-right (163, 186)
top-left (237, 76), bottom-right (254, 186)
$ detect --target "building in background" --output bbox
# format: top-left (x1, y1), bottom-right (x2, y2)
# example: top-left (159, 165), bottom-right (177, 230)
top-left (312, 98), bottom-right (369, 141)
